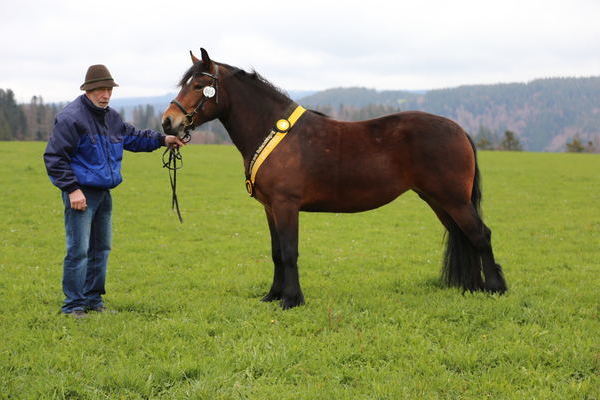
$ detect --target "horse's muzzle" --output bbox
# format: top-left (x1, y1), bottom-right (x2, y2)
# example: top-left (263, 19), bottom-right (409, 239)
top-left (162, 115), bottom-right (185, 137)
top-left (161, 116), bottom-right (174, 135)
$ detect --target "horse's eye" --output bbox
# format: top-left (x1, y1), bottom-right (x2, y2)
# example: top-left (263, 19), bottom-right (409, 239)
top-left (193, 84), bottom-right (203, 91)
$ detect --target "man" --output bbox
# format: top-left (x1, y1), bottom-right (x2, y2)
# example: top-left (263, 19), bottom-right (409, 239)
top-left (44, 64), bottom-right (183, 318)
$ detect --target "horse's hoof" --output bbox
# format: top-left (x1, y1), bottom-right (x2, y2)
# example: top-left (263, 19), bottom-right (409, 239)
top-left (485, 265), bottom-right (507, 294)
top-left (261, 292), bottom-right (282, 302)
top-left (484, 279), bottom-right (508, 294)
top-left (280, 294), bottom-right (305, 310)
top-left (485, 284), bottom-right (507, 295)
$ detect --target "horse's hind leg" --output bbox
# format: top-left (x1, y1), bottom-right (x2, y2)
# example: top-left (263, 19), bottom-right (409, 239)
top-left (418, 194), bottom-right (484, 291)
top-left (445, 204), bottom-right (507, 293)
top-left (479, 224), bottom-right (506, 293)
top-left (419, 193), bottom-right (506, 293)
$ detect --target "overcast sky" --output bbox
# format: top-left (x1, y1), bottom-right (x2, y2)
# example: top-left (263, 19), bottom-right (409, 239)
top-left (1, 0), bottom-right (599, 103)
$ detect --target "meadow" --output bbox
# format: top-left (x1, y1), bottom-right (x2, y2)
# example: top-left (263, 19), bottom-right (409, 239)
top-left (0, 142), bottom-right (598, 399)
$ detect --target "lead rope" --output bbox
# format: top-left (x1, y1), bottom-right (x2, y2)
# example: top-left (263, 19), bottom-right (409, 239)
top-left (163, 69), bottom-right (220, 222)
top-left (162, 132), bottom-right (191, 223)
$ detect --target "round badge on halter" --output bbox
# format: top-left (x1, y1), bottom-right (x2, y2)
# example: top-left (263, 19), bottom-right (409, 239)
top-left (203, 86), bottom-right (216, 98)
top-left (276, 119), bottom-right (291, 132)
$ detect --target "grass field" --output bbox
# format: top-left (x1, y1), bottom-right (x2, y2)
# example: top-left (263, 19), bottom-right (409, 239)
top-left (0, 142), bottom-right (598, 399)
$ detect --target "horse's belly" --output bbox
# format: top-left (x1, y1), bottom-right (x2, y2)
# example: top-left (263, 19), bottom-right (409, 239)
top-left (300, 172), bottom-right (408, 213)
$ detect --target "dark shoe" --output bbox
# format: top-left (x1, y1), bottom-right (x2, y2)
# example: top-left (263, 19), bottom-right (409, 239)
top-left (67, 309), bottom-right (88, 319)
top-left (89, 305), bottom-right (116, 314)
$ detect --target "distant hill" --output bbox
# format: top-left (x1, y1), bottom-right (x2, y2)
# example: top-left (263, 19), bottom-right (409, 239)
top-left (110, 90), bottom-right (317, 120)
top-left (297, 77), bottom-right (600, 151)
top-left (110, 93), bottom-right (176, 120)
top-left (299, 87), bottom-right (419, 108)
top-left (110, 76), bottom-right (600, 151)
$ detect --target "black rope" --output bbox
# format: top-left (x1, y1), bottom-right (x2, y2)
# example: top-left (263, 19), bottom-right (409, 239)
top-left (162, 133), bottom-right (191, 223)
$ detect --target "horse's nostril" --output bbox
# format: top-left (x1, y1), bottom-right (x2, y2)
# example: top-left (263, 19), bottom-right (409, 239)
top-left (162, 117), bottom-right (172, 133)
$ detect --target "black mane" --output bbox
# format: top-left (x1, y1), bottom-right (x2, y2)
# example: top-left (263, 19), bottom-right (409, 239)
top-left (178, 62), bottom-right (207, 87)
top-left (239, 69), bottom-right (291, 101)
top-left (178, 62), bottom-right (291, 102)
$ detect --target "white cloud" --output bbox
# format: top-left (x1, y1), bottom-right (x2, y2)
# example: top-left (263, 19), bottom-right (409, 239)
top-left (1, 0), bottom-right (599, 102)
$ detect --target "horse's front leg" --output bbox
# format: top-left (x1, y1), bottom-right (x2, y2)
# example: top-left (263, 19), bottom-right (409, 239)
top-left (261, 207), bottom-right (284, 302)
top-left (264, 202), bottom-right (304, 309)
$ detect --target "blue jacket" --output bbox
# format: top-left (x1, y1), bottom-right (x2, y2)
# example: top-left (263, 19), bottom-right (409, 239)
top-left (44, 95), bottom-right (165, 192)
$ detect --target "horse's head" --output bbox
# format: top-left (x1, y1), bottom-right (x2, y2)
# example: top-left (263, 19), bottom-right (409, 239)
top-left (162, 48), bottom-right (226, 138)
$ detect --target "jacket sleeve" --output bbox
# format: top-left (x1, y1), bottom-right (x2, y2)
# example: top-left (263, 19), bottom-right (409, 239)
top-left (122, 121), bottom-right (165, 152)
top-left (43, 115), bottom-right (81, 193)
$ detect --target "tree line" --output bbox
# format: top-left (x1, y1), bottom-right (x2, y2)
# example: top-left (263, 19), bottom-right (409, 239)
top-left (564, 135), bottom-right (600, 153)
top-left (472, 124), bottom-right (598, 152)
top-left (0, 89), bottom-right (167, 141)
top-left (1, 87), bottom-right (596, 152)
top-left (0, 89), bottom-right (34, 140)
top-left (300, 77), bottom-right (600, 152)
top-left (0, 88), bottom-right (231, 144)
top-left (473, 126), bottom-right (523, 151)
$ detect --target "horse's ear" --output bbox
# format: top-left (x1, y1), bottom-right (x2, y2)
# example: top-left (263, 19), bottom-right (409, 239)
top-left (200, 48), bottom-right (216, 74)
top-left (190, 51), bottom-right (200, 64)
top-left (200, 48), bottom-right (211, 64)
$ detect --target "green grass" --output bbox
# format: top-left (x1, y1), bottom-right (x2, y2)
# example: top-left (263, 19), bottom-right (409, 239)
top-left (0, 142), bottom-right (598, 399)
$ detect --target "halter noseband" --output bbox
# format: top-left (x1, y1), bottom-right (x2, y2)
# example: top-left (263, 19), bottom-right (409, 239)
top-left (170, 71), bottom-right (219, 140)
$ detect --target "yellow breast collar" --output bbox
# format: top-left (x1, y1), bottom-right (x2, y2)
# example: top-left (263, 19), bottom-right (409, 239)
top-left (245, 105), bottom-right (306, 196)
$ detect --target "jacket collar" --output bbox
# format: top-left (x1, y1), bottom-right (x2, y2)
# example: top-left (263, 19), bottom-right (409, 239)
top-left (80, 94), bottom-right (110, 116)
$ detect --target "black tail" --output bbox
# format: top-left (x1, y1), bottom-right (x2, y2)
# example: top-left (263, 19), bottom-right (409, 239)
top-left (441, 135), bottom-right (484, 291)
top-left (468, 135), bottom-right (482, 216)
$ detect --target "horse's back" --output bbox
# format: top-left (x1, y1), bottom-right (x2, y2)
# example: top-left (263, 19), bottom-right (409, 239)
top-left (304, 110), bottom-right (474, 178)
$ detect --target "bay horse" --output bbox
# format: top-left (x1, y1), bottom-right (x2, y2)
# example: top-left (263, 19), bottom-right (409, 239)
top-left (161, 48), bottom-right (507, 309)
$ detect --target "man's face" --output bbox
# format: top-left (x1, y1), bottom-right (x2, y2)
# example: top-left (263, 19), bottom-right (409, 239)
top-left (85, 87), bottom-right (113, 108)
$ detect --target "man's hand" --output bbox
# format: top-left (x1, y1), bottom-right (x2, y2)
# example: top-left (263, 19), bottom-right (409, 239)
top-left (164, 135), bottom-right (186, 149)
top-left (69, 189), bottom-right (87, 211)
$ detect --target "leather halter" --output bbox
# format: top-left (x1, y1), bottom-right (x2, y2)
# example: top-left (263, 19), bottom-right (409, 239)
top-left (169, 71), bottom-right (219, 140)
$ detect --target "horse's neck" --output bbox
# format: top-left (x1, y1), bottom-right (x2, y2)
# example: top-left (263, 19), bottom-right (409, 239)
top-left (219, 80), bottom-right (292, 162)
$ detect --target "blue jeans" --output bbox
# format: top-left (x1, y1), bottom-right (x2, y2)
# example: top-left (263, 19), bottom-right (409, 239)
top-left (61, 187), bottom-right (112, 313)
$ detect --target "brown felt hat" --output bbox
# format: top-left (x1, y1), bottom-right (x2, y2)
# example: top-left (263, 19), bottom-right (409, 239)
top-left (80, 64), bottom-right (119, 91)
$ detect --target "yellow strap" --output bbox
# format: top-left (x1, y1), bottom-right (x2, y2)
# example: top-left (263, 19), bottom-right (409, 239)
top-left (249, 105), bottom-right (306, 184)
top-left (288, 105), bottom-right (306, 126)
